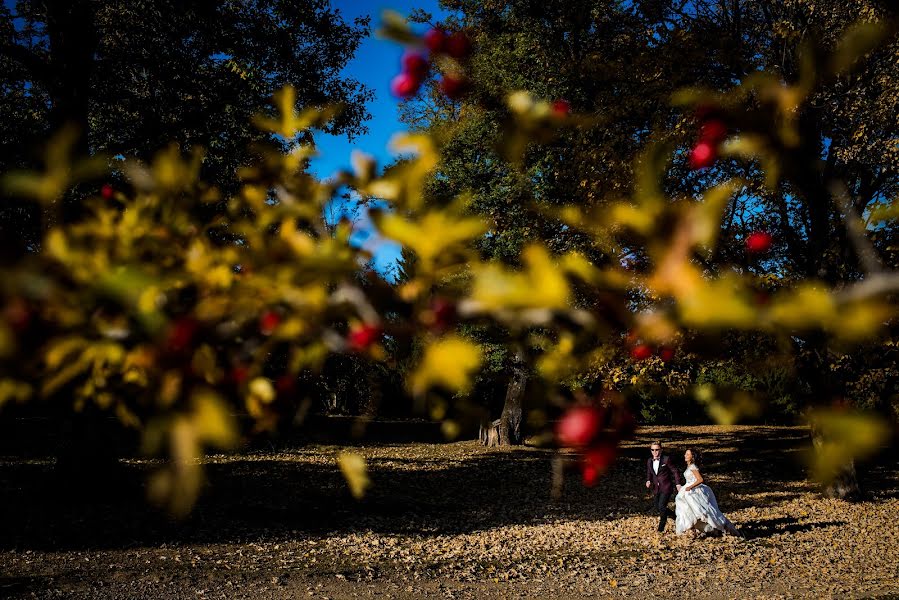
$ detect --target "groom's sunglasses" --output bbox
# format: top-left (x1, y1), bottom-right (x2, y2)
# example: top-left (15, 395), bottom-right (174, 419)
top-left (650, 448), bottom-right (661, 452)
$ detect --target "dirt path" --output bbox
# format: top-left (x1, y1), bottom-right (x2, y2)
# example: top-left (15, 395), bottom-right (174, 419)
top-left (1, 426), bottom-right (897, 599)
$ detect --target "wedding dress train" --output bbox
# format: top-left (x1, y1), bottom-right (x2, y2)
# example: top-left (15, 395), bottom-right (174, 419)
top-left (674, 464), bottom-right (739, 536)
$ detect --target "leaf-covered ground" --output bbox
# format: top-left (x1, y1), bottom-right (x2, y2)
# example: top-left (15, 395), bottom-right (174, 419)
top-left (1, 425), bottom-right (897, 599)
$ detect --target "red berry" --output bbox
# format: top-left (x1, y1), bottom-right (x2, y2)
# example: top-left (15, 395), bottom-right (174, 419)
top-left (259, 310), bottom-right (281, 335)
top-left (659, 347), bottom-right (676, 362)
top-left (3, 298), bottom-right (32, 332)
top-left (428, 298), bottom-right (456, 331)
top-left (630, 344), bottom-right (653, 361)
top-left (229, 365), bottom-right (250, 385)
top-left (551, 99), bottom-right (571, 118)
top-left (424, 28), bottom-right (447, 53)
top-left (440, 75), bottom-right (468, 100)
top-left (689, 141), bottom-right (716, 170)
top-left (348, 323), bottom-right (382, 352)
top-left (557, 406), bottom-right (603, 448)
top-left (276, 374), bottom-right (296, 394)
top-left (402, 51), bottom-right (429, 79)
top-left (582, 445), bottom-right (616, 484)
top-left (101, 184), bottom-right (115, 200)
top-left (390, 72), bottom-right (421, 99)
top-left (699, 119), bottom-right (727, 144)
top-left (166, 318), bottom-right (198, 352)
top-left (745, 231), bottom-right (773, 254)
top-left (444, 31), bottom-right (471, 59)
top-left (582, 462), bottom-right (599, 486)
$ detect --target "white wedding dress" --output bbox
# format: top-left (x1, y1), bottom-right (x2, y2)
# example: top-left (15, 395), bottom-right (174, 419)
top-left (674, 464), bottom-right (739, 536)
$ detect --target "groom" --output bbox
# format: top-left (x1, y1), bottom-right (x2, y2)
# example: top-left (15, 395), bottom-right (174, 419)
top-left (645, 441), bottom-right (683, 532)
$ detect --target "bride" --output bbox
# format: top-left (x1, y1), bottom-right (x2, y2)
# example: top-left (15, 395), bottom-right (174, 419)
top-left (675, 448), bottom-right (740, 537)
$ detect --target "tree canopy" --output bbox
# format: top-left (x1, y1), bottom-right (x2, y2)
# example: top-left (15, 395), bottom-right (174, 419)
top-left (395, 0), bottom-right (899, 437)
top-left (0, 0), bottom-right (373, 251)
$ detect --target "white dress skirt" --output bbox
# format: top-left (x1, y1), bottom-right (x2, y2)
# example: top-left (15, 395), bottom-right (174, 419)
top-left (674, 464), bottom-right (739, 536)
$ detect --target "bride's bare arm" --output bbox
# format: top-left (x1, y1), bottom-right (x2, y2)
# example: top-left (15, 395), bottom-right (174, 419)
top-left (684, 468), bottom-right (704, 491)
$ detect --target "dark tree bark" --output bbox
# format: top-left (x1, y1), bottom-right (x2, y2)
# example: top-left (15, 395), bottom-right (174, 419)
top-left (45, 0), bottom-right (98, 223)
top-left (498, 350), bottom-right (527, 446)
top-left (479, 418), bottom-right (501, 447)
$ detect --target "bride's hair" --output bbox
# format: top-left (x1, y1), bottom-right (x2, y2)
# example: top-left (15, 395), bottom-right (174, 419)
top-left (685, 447), bottom-right (703, 467)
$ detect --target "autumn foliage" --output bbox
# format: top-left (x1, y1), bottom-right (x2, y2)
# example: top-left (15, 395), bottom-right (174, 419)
top-left (1, 12), bottom-right (897, 513)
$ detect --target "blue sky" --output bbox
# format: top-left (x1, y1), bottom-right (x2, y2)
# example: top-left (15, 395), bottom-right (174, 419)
top-left (309, 0), bottom-right (454, 279)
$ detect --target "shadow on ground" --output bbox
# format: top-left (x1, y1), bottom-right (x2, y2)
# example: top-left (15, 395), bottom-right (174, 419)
top-left (738, 516), bottom-right (847, 539)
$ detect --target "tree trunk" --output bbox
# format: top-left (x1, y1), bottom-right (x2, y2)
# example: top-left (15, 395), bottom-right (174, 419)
top-left (498, 351), bottom-right (527, 446)
top-left (46, 0), bottom-right (97, 223)
top-left (479, 418), bottom-right (501, 447)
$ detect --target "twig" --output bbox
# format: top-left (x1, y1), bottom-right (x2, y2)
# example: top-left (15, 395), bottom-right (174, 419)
top-left (830, 182), bottom-right (882, 274)
top-left (836, 272), bottom-right (899, 303)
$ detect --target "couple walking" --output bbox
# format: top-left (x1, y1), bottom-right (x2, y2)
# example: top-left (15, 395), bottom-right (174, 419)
top-left (645, 441), bottom-right (740, 537)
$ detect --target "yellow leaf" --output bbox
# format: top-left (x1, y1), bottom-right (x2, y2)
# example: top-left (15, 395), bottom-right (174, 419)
top-left (249, 377), bottom-right (276, 404)
top-left (0, 322), bottom-right (12, 357)
top-left (678, 276), bottom-right (756, 329)
top-left (376, 9), bottom-right (420, 45)
top-left (44, 337), bottom-right (87, 370)
top-left (536, 333), bottom-right (576, 381)
top-left (368, 133), bottom-right (438, 210)
top-left (830, 21), bottom-right (889, 75)
top-left (610, 202), bottom-right (657, 235)
top-left (441, 420), bottom-right (461, 440)
top-left (192, 345), bottom-right (223, 385)
top-left (147, 417), bottom-right (203, 517)
top-left (768, 285), bottom-right (835, 329)
top-left (375, 211), bottom-right (485, 272)
top-left (151, 145), bottom-right (203, 191)
top-left (696, 389), bottom-right (762, 426)
top-left (559, 252), bottom-right (600, 283)
top-left (469, 245), bottom-right (570, 311)
top-left (191, 389), bottom-right (238, 449)
top-left (692, 182), bottom-right (740, 249)
top-left (409, 335), bottom-right (482, 395)
top-left (507, 90), bottom-right (535, 114)
top-left (831, 301), bottom-right (891, 342)
top-left (338, 451), bottom-right (370, 499)
top-left (0, 379), bottom-right (33, 409)
top-left (115, 402), bottom-right (141, 428)
top-left (159, 370), bottom-right (182, 407)
top-left (351, 150), bottom-right (377, 184)
top-left (807, 409), bottom-right (890, 483)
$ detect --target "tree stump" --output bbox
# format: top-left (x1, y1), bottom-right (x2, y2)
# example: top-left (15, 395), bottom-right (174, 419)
top-left (479, 419), bottom-right (502, 447)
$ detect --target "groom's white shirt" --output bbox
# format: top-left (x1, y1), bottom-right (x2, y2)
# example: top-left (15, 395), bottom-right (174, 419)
top-left (652, 458), bottom-right (660, 474)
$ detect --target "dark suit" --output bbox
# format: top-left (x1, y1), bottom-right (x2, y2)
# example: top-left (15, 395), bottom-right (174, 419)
top-left (646, 455), bottom-right (683, 531)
